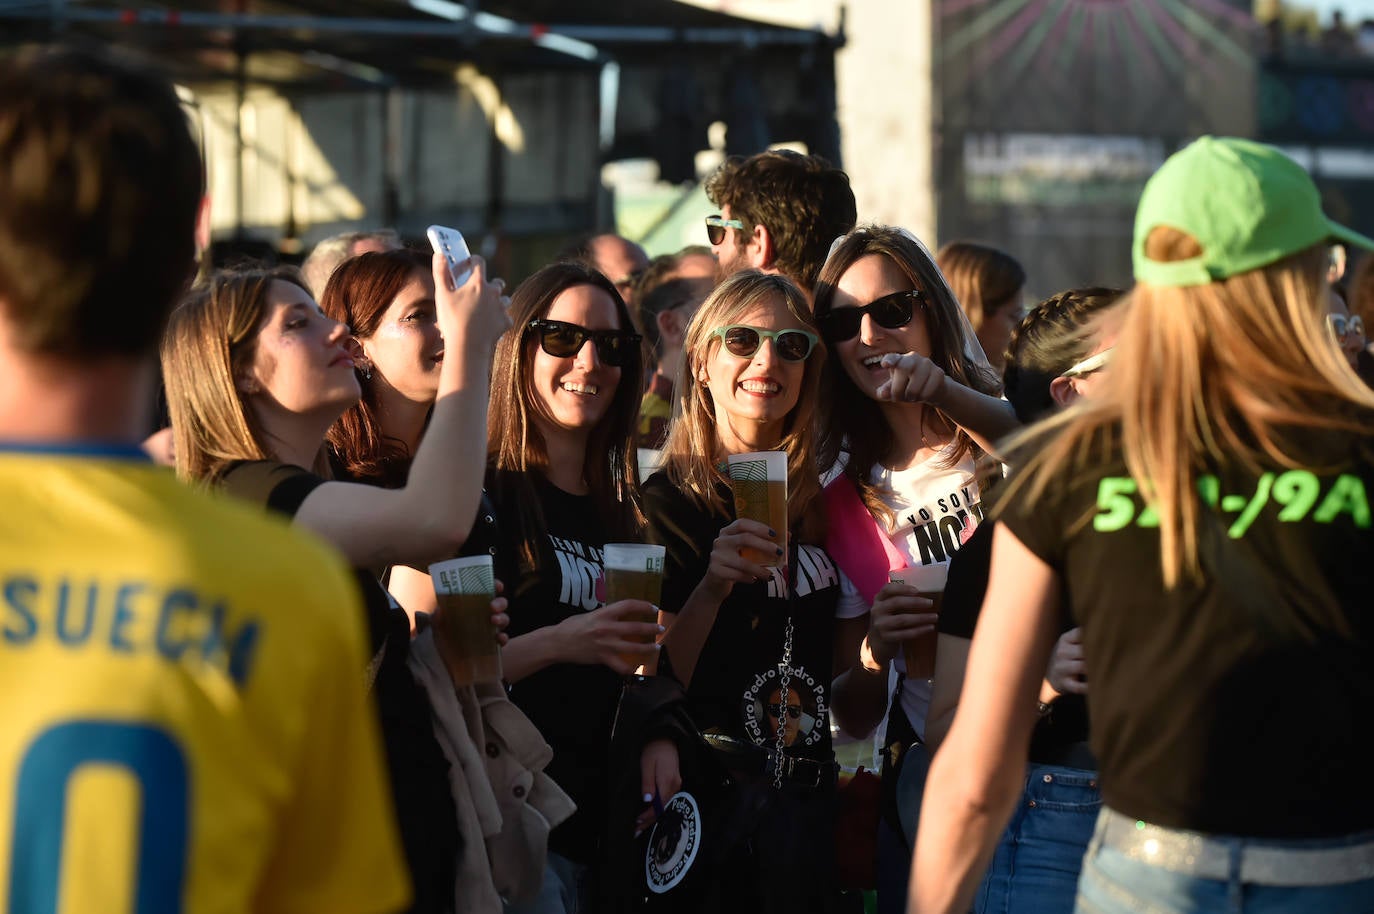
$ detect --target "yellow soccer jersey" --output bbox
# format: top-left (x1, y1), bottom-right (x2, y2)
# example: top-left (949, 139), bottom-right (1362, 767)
top-left (0, 445), bottom-right (410, 914)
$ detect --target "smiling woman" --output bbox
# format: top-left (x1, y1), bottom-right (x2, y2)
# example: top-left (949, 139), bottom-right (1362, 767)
top-left (632, 270), bottom-right (869, 913)
top-left (482, 261), bottom-right (657, 913)
top-left (812, 226), bottom-right (1019, 914)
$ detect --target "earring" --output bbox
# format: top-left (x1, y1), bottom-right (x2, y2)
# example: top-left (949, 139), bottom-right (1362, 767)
top-left (361, 365), bottom-right (373, 381)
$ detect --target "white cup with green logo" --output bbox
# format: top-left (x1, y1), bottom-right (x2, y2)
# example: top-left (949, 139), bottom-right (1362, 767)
top-left (725, 450), bottom-right (787, 567)
top-left (429, 555), bottom-right (501, 686)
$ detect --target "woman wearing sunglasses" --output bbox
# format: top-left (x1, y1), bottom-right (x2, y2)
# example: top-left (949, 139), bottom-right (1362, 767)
top-left (913, 137), bottom-right (1374, 914)
top-left (161, 256), bottom-right (511, 914)
top-left (485, 260), bottom-right (660, 914)
top-left (1327, 283), bottom-right (1373, 388)
top-left (811, 226), bottom-right (1018, 914)
top-left (1343, 254), bottom-right (1374, 387)
top-left (638, 270), bottom-right (869, 912)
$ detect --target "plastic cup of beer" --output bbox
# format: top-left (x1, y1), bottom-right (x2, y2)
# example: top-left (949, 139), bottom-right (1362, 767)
top-left (888, 566), bottom-right (946, 680)
top-left (428, 555), bottom-right (501, 686)
top-left (725, 450), bottom-right (787, 567)
top-left (603, 543), bottom-right (665, 672)
top-left (637, 447), bottom-right (665, 484)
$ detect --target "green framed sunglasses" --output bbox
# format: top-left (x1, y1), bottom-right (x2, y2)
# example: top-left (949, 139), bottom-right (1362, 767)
top-left (705, 214), bottom-right (745, 245)
top-left (707, 324), bottom-right (819, 362)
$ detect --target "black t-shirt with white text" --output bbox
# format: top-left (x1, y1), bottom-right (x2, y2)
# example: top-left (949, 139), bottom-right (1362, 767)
top-left (488, 467), bottom-right (623, 865)
top-left (642, 473), bottom-right (864, 766)
top-left (939, 521), bottom-right (1091, 766)
top-left (1000, 425), bottom-right (1374, 838)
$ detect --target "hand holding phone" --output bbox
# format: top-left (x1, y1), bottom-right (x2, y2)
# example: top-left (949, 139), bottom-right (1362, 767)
top-left (426, 225), bottom-right (473, 289)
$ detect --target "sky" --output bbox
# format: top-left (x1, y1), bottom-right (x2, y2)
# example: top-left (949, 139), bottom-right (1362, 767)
top-left (1309, 0), bottom-right (1374, 22)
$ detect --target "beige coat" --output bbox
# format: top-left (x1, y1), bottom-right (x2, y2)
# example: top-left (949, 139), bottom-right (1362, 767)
top-left (408, 630), bottom-right (576, 913)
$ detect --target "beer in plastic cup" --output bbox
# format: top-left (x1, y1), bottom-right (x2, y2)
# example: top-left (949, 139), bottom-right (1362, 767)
top-left (725, 450), bottom-right (788, 567)
top-left (428, 555), bottom-right (501, 686)
top-left (888, 566), bottom-right (946, 680)
top-left (603, 543), bottom-right (665, 672)
top-left (637, 448), bottom-right (665, 484)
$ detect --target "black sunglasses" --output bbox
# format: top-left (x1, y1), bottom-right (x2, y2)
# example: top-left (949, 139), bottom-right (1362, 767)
top-left (526, 319), bottom-right (641, 367)
top-left (817, 289), bottom-right (924, 342)
top-left (707, 324), bottom-right (819, 362)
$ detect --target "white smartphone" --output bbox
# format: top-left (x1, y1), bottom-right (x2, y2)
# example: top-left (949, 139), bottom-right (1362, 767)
top-left (426, 225), bottom-right (473, 289)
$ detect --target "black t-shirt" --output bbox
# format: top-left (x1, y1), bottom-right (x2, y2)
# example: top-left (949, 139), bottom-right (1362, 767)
top-left (999, 426), bottom-right (1374, 838)
top-left (487, 467), bottom-right (624, 866)
top-left (643, 473), bottom-right (862, 766)
top-left (218, 460), bottom-right (458, 914)
top-left (939, 521), bottom-right (1091, 766)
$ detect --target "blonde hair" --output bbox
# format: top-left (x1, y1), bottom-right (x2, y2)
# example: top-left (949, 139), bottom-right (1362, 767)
top-left (659, 270), bottom-right (828, 544)
top-left (161, 267), bottom-right (321, 484)
top-left (1002, 228), bottom-right (1374, 588)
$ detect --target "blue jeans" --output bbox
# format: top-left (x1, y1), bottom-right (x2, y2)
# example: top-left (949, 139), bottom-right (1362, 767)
top-left (503, 852), bottom-right (589, 914)
top-left (1075, 813), bottom-right (1374, 914)
top-left (976, 764), bottom-right (1101, 914)
top-left (876, 815), bottom-right (911, 914)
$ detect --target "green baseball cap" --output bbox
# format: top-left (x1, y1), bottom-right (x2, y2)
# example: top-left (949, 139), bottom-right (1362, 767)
top-left (1133, 136), bottom-right (1374, 287)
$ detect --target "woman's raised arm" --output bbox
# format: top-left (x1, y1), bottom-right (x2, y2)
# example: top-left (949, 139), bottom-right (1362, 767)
top-left (909, 524), bottom-right (1059, 914)
top-left (294, 254), bottom-right (509, 568)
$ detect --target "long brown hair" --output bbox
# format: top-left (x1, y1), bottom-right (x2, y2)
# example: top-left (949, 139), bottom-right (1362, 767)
top-left (813, 226), bottom-right (1003, 526)
top-left (161, 266), bottom-right (321, 484)
top-left (659, 270), bottom-right (828, 544)
top-left (488, 261), bottom-right (645, 571)
top-left (320, 248), bottom-right (431, 486)
top-left (935, 241), bottom-right (1026, 337)
top-left (1001, 228), bottom-right (1374, 588)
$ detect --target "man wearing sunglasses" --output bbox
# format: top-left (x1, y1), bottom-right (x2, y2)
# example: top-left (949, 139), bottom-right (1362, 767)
top-left (704, 149), bottom-right (857, 295)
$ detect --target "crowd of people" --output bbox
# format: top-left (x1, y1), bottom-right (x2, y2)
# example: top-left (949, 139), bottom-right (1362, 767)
top-left (3, 43), bottom-right (1374, 914)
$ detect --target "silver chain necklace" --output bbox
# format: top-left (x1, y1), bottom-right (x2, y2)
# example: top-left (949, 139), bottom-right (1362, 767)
top-left (772, 607), bottom-right (796, 790)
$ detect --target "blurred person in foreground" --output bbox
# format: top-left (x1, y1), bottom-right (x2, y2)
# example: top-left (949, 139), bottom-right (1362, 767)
top-left (0, 45), bottom-right (408, 913)
top-left (911, 137), bottom-right (1374, 913)
top-left (704, 149), bottom-right (857, 295)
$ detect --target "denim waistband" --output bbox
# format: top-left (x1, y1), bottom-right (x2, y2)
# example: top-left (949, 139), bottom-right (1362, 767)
top-left (1095, 807), bottom-right (1374, 887)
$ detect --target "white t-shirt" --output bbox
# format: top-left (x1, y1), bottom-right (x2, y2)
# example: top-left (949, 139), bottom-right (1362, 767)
top-left (871, 445), bottom-right (984, 738)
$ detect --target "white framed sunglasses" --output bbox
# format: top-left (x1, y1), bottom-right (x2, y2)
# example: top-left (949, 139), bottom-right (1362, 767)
top-left (706, 324), bottom-right (819, 362)
top-left (1060, 347), bottom-right (1113, 379)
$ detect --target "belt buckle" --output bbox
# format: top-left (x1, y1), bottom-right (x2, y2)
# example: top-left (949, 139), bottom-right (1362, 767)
top-left (770, 752), bottom-right (822, 789)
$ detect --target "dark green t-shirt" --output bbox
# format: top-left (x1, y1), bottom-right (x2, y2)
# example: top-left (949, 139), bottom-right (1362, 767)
top-left (999, 425), bottom-right (1374, 838)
